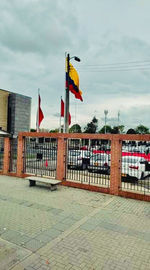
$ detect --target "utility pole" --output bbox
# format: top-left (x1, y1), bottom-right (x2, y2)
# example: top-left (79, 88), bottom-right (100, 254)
top-left (118, 110), bottom-right (120, 133)
top-left (104, 110), bottom-right (108, 134)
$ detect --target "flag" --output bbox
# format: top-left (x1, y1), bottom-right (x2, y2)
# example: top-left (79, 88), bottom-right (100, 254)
top-left (61, 98), bottom-right (64, 117)
top-left (36, 94), bottom-right (44, 131)
top-left (60, 98), bottom-right (71, 125)
top-left (66, 61), bottom-right (83, 102)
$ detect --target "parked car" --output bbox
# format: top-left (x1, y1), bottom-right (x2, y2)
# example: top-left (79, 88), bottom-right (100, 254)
top-left (68, 150), bottom-right (91, 169)
top-left (121, 156), bottom-right (150, 180)
top-left (87, 153), bottom-right (110, 174)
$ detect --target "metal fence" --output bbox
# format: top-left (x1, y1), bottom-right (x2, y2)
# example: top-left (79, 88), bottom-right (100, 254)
top-left (9, 138), bottom-right (18, 173)
top-left (24, 137), bottom-right (57, 178)
top-left (0, 138), bottom-right (4, 171)
top-left (66, 138), bottom-right (111, 187)
top-left (121, 140), bottom-right (150, 195)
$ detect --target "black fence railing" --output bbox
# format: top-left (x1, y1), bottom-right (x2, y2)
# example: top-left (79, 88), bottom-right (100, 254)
top-left (66, 139), bottom-right (111, 187)
top-left (24, 137), bottom-right (57, 178)
top-left (9, 138), bottom-right (18, 173)
top-left (121, 140), bottom-right (150, 195)
top-left (0, 138), bottom-right (4, 171)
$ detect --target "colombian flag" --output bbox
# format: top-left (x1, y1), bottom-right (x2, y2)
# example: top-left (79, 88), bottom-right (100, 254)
top-left (66, 62), bottom-right (83, 102)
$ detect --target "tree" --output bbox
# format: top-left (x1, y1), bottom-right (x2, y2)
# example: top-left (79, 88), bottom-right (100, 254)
top-left (135, 125), bottom-right (149, 134)
top-left (126, 128), bottom-right (136, 134)
top-left (69, 124), bottom-right (82, 133)
top-left (118, 125), bottom-right (125, 133)
top-left (111, 126), bottom-right (119, 134)
top-left (84, 116), bottom-right (98, 133)
top-left (49, 128), bottom-right (59, 133)
top-left (99, 125), bottom-right (112, 134)
top-left (30, 128), bottom-right (36, 132)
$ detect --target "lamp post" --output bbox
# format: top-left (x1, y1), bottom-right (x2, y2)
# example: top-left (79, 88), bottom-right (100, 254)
top-left (64, 53), bottom-right (80, 133)
top-left (104, 110), bottom-right (108, 134)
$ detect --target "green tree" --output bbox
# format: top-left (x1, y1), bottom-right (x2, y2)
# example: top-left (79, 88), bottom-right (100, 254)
top-left (69, 124), bottom-right (82, 133)
top-left (111, 126), bottom-right (119, 134)
top-left (99, 125), bottom-right (112, 133)
top-left (49, 128), bottom-right (59, 133)
top-left (135, 125), bottom-right (149, 134)
top-left (126, 128), bottom-right (136, 134)
top-left (118, 125), bottom-right (125, 133)
top-left (84, 116), bottom-right (98, 133)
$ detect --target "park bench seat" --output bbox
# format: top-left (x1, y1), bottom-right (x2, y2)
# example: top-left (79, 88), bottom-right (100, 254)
top-left (26, 176), bottom-right (61, 191)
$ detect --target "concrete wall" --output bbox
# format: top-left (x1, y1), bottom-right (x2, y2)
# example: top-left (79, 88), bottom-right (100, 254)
top-left (0, 89), bottom-right (9, 131)
top-left (8, 93), bottom-right (31, 136)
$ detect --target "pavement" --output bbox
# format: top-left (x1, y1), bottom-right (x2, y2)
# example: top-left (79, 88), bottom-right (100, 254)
top-left (0, 176), bottom-right (150, 270)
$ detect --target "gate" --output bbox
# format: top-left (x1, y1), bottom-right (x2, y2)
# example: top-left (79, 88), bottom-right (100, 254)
top-left (121, 140), bottom-right (150, 196)
top-left (0, 138), bottom-right (4, 171)
top-left (24, 137), bottom-right (57, 178)
top-left (66, 138), bottom-right (111, 188)
top-left (9, 138), bottom-right (18, 173)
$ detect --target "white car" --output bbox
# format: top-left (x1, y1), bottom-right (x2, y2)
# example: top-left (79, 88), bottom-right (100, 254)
top-left (88, 153), bottom-right (110, 174)
top-left (68, 150), bottom-right (91, 170)
top-left (121, 156), bottom-right (150, 180)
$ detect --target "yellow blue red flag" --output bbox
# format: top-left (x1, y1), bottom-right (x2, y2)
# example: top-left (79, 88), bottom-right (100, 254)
top-left (66, 61), bottom-right (83, 101)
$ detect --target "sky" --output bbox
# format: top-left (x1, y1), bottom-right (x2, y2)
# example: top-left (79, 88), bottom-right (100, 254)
top-left (1, 0), bottom-right (150, 132)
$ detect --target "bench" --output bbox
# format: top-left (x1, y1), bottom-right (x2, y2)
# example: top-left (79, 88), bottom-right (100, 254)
top-left (25, 176), bottom-right (61, 191)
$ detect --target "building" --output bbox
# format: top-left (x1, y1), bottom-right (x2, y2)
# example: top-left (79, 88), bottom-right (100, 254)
top-left (0, 89), bottom-right (31, 136)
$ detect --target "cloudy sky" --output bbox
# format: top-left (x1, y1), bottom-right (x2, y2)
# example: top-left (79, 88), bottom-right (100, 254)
top-left (1, 0), bottom-right (150, 131)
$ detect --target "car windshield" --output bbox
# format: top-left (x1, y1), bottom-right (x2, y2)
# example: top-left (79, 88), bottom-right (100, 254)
top-left (91, 154), bottom-right (107, 161)
top-left (122, 157), bottom-right (144, 163)
top-left (69, 151), bottom-right (81, 157)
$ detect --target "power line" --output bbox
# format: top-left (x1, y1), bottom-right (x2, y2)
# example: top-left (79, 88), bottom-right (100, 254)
top-left (78, 67), bottom-right (150, 72)
top-left (80, 59), bottom-right (150, 67)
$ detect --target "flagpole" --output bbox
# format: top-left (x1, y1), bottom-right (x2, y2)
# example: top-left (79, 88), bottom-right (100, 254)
top-left (64, 53), bottom-right (70, 133)
top-left (59, 96), bottom-right (62, 133)
top-left (37, 88), bottom-right (40, 132)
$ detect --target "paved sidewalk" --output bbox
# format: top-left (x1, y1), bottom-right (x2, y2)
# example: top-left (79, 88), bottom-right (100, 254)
top-left (0, 175), bottom-right (149, 270)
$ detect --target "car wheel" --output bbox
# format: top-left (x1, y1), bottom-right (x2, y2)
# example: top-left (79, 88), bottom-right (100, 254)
top-left (106, 168), bottom-right (110, 175)
top-left (82, 163), bottom-right (86, 170)
top-left (140, 172), bottom-right (144, 180)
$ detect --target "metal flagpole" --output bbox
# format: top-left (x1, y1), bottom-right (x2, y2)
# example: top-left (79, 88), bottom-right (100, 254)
top-left (64, 53), bottom-right (70, 133)
top-left (59, 96), bottom-right (62, 133)
top-left (37, 88), bottom-right (40, 132)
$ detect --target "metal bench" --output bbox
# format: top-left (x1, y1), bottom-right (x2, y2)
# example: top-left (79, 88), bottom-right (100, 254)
top-left (25, 176), bottom-right (61, 191)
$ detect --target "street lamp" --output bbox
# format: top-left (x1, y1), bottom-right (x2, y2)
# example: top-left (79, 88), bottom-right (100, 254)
top-left (104, 110), bottom-right (108, 134)
top-left (64, 53), bottom-right (81, 133)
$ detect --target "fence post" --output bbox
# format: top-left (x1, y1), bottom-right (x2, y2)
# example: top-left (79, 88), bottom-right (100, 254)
top-left (110, 137), bottom-right (122, 195)
top-left (3, 137), bottom-right (10, 174)
top-left (56, 137), bottom-right (66, 181)
top-left (16, 135), bottom-right (25, 177)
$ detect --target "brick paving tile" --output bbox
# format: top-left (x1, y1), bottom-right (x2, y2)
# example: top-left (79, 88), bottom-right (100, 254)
top-left (0, 176), bottom-right (150, 270)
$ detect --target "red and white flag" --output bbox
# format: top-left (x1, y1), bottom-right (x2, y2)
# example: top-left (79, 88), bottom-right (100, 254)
top-left (60, 98), bottom-right (71, 125)
top-left (36, 93), bottom-right (44, 131)
top-left (61, 98), bottom-right (64, 117)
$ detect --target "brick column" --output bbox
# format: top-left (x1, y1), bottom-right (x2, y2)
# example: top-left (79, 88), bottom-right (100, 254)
top-left (16, 135), bottom-right (25, 177)
top-left (56, 138), bottom-right (66, 181)
top-left (3, 137), bottom-right (10, 174)
top-left (110, 138), bottom-right (122, 195)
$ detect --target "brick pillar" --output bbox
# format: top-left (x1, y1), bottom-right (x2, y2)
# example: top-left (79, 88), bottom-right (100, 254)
top-left (56, 138), bottom-right (66, 181)
top-left (110, 138), bottom-right (122, 195)
top-left (16, 135), bottom-right (25, 177)
top-left (3, 137), bottom-right (10, 174)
